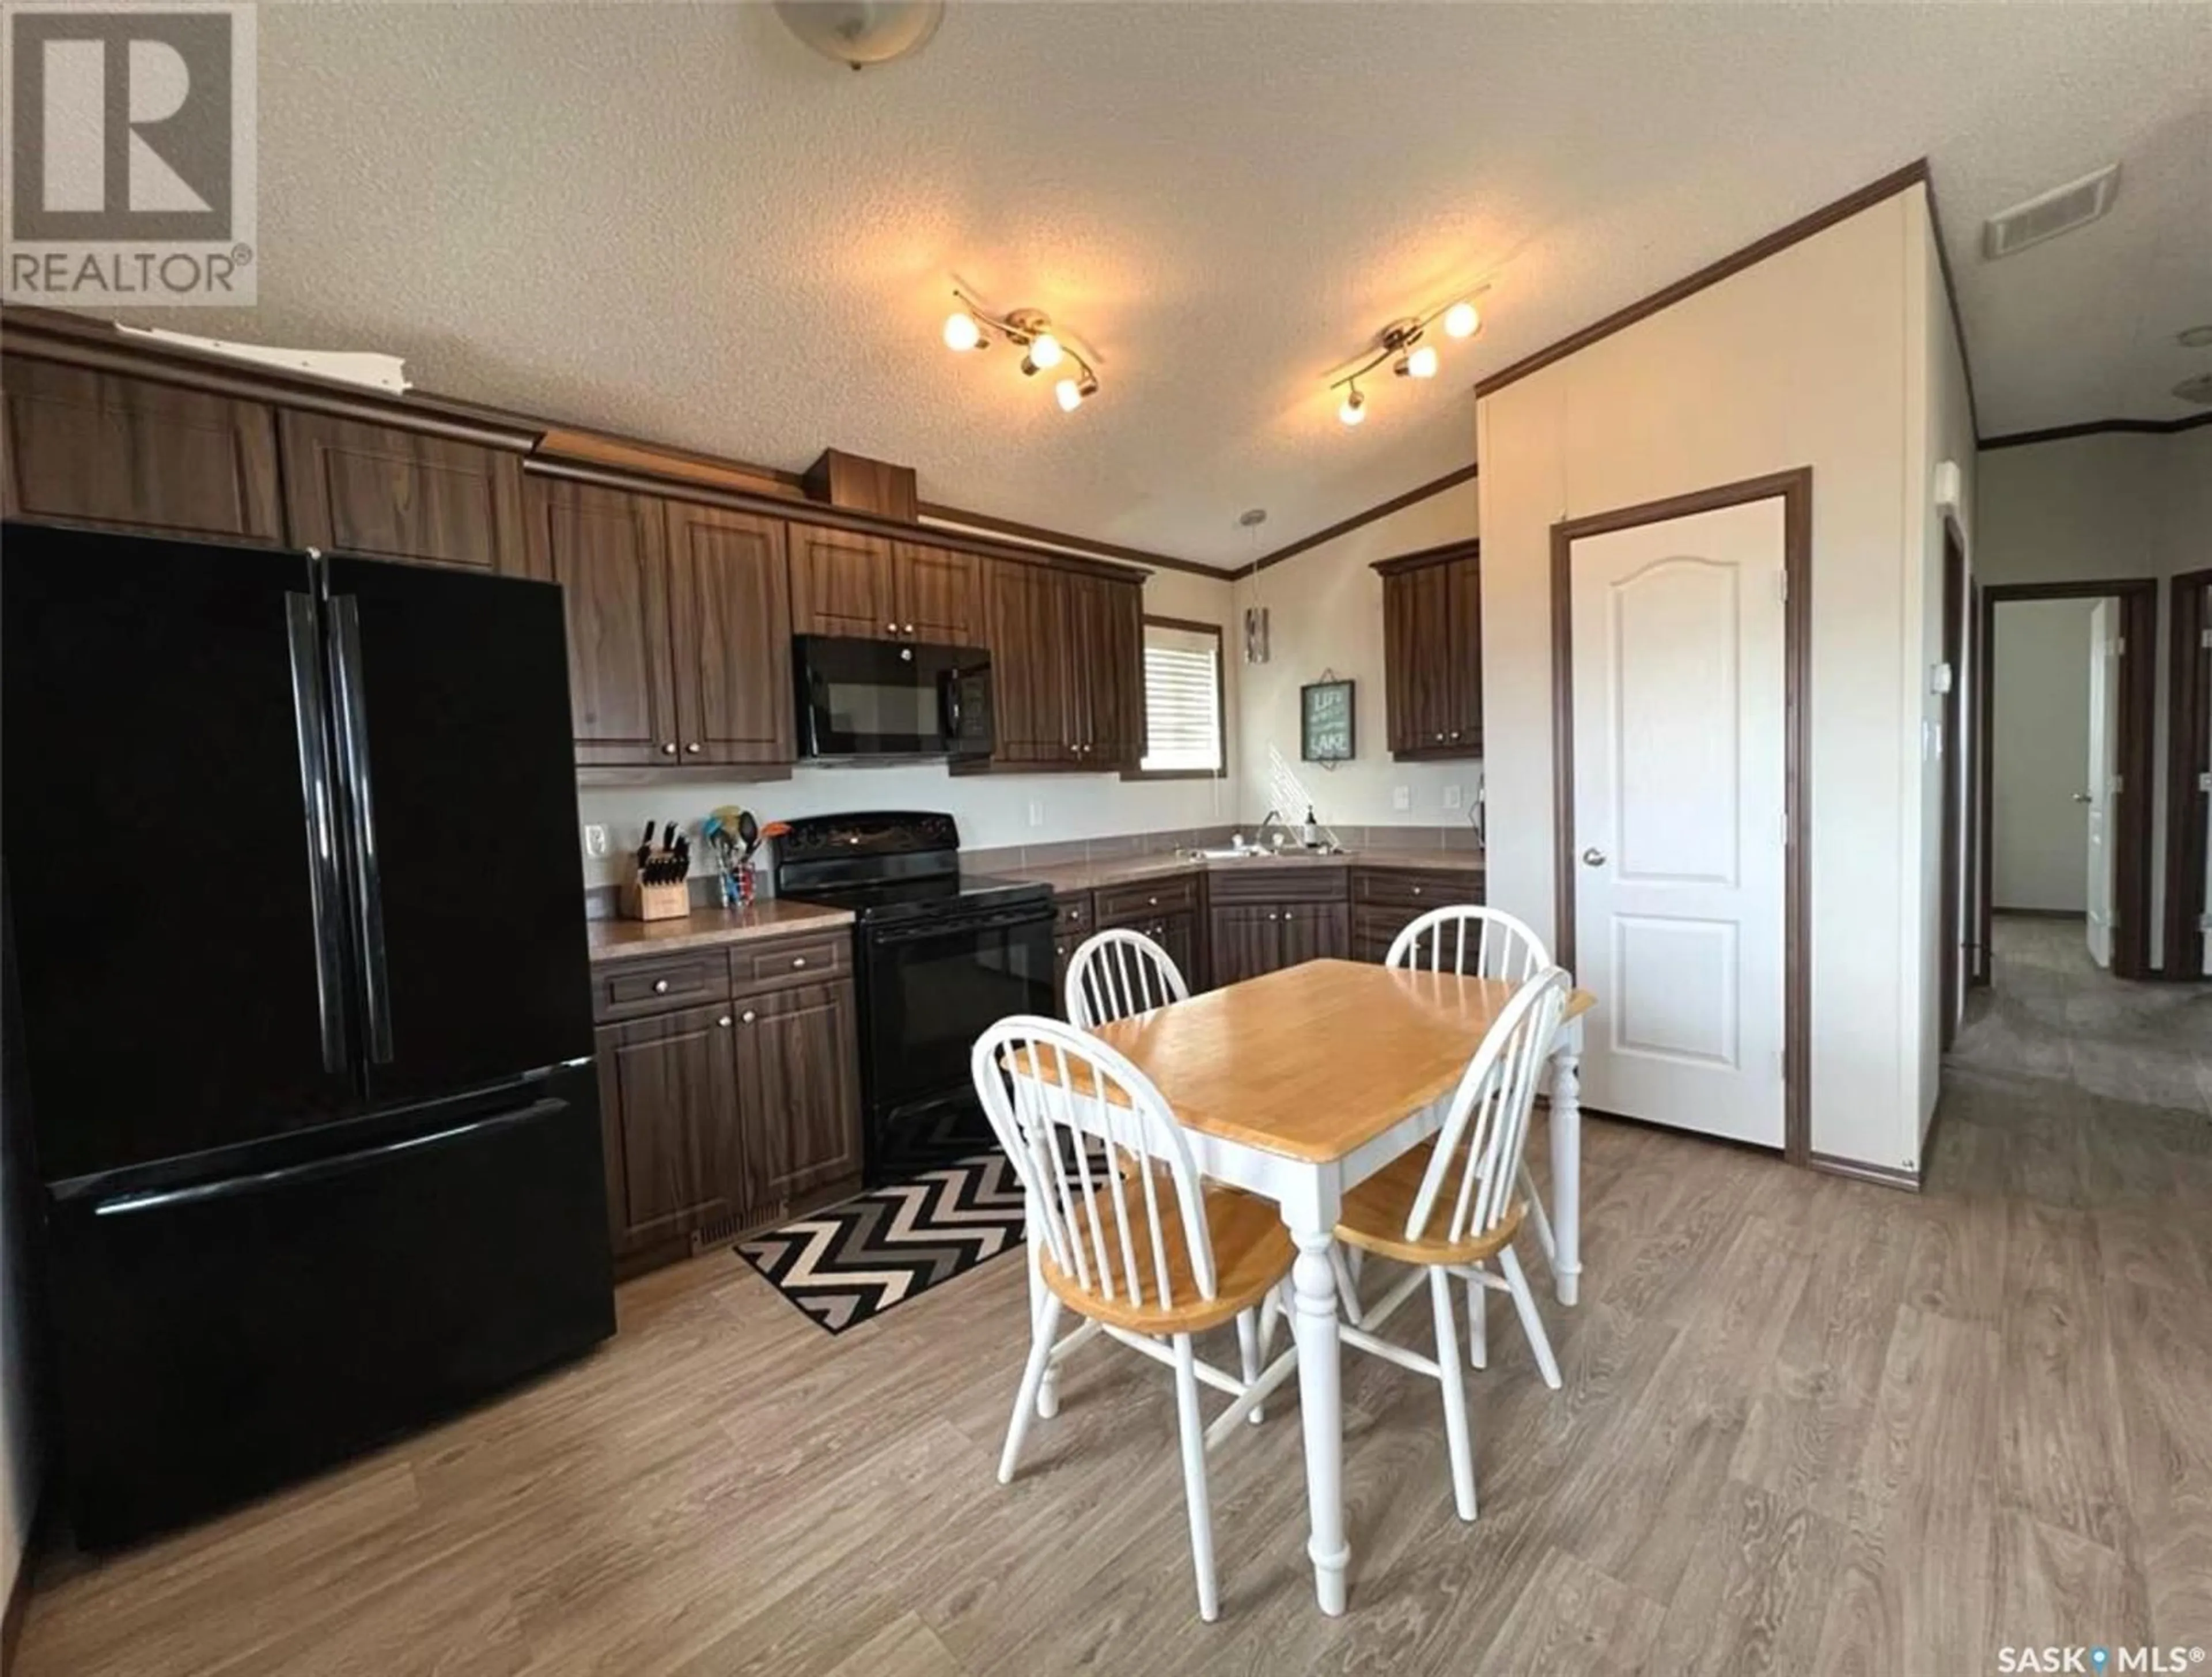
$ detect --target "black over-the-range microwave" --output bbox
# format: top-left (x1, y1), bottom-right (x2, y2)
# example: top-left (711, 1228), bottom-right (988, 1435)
top-left (792, 634), bottom-right (994, 761)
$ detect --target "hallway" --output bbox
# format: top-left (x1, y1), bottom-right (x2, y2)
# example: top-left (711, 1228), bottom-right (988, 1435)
top-left (1952, 913), bottom-right (2212, 1115)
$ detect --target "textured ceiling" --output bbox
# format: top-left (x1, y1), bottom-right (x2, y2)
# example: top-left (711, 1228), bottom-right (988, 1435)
top-left (104, 3), bottom-right (2212, 566)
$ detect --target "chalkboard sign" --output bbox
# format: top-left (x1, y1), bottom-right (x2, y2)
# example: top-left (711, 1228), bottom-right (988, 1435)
top-left (1301, 679), bottom-right (1355, 763)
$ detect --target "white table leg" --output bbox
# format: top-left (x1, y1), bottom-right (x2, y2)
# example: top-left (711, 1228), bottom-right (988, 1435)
top-left (1288, 1225), bottom-right (1350, 1615)
top-left (1548, 1045), bottom-right (1582, 1307)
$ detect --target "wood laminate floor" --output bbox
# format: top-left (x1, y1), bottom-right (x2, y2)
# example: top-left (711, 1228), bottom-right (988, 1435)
top-left (16, 918), bottom-right (2212, 1676)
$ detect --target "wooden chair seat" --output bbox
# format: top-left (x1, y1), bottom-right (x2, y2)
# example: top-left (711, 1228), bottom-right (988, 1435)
top-left (1040, 1182), bottom-right (1294, 1334)
top-left (1335, 1139), bottom-right (1525, 1267)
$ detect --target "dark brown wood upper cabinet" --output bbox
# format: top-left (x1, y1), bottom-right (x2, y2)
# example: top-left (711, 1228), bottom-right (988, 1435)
top-left (594, 1002), bottom-right (752, 1261)
top-left (524, 476), bottom-right (677, 766)
top-left (1, 357), bottom-right (284, 544)
top-left (663, 501), bottom-right (794, 766)
top-left (1376, 543), bottom-right (1481, 759)
top-left (893, 541), bottom-right (981, 645)
top-left (1080, 574), bottom-right (1144, 767)
top-left (280, 410), bottom-right (527, 573)
top-left (733, 981), bottom-right (862, 1201)
top-left (986, 558), bottom-right (1078, 766)
top-left (789, 525), bottom-right (897, 639)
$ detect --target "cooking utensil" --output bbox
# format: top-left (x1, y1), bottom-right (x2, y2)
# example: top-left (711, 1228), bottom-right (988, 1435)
top-left (737, 809), bottom-right (760, 861)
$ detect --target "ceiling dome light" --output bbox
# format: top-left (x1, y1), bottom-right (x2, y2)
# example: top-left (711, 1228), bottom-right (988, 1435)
top-left (1405, 343), bottom-right (1440, 379)
top-left (773, 1), bottom-right (945, 70)
top-left (1027, 331), bottom-right (1064, 372)
top-left (941, 311), bottom-right (982, 352)
top-left (1338, 385), bottom-right (1366, 426)
top-left (1442, 300), bottom-right (1481, 339)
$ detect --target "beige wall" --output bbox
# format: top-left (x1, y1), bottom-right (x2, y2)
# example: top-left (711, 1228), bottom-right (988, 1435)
top-left (1975, 425), bottom-right (2212, 969)
top-left (1990, 599), bottom-right (2097, 913)
top-left (573, 566), bottom-right (1238, 885)
top-left (1230, 479), bottom-right (1483, 836)
top-left (1476, 186), bottom-right (1957, 1174)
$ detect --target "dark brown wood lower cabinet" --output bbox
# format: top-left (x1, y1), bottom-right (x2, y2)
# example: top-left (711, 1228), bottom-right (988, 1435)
top-left (595, 1003), bottom-right (752, 1261)
top-left (733, 981), bottom-right (862, 1201)
top-left (1208, 899), bottom-right (1347, 986)
top-left (1277, 903), bottom-right (1348, 968)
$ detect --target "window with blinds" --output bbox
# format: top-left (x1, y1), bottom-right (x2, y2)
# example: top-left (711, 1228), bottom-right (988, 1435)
top-left (1139, 620), bottom-right (1224, 775)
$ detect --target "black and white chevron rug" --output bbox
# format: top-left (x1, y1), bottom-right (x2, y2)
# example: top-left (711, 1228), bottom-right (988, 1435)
top-left (737, 1152), bottom-right (1027, 1334)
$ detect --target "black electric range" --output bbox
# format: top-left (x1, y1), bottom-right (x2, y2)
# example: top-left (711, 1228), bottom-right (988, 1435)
top-left (775, 812), bottom-right (1054, 1180)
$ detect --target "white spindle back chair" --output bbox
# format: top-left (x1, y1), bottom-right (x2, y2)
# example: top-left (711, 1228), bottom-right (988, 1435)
top-left (1064, 928), bottom-right (1190, 1029)
top-left (1381, 903), bottom-right (1559, 1352)
top-left (1333, 967), bottom-right (1572, 1521)
top-left (972, 1016), bottom-right (1298, 1621)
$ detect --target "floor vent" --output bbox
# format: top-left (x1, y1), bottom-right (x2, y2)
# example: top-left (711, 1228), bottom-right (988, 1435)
top-left (1983, 165), bottom-right (2120, 259)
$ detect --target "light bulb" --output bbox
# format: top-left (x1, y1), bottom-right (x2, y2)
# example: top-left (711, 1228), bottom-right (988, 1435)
top-left (1338, 387), bottom-right (1366, 426)
top-left (1442, 300), bottom-right (1480, 339)
top-left (1027, 331), bottom-right (1064, 371)
top-left (942, 311), bottom-right (981, 352)
top-left (1406, 343), bottom-right (1440, 379)
top-left (1055, 377), bottom-right (1084, 412)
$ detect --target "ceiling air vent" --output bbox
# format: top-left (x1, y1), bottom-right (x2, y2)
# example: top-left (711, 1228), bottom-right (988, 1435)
top-left (1983, 164), bottom-right (2120, 259)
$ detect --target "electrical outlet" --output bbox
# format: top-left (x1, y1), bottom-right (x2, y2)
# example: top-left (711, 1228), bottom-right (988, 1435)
top-left (1392, 785), bottom-right (1411, 812)
top-left (1027, 800), bottom-right (1045, 829)
top-left (1442, 786), bottom-right (1463, 811)
top-left (582, 824), bottom-right (609, 858)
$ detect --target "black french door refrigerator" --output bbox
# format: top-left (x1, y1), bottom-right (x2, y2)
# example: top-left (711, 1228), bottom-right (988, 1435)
top-left (1, 521), bottom-right (615, 1547)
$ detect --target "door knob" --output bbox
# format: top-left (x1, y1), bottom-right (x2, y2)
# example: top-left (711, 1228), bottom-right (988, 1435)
top-left (1581, 847), bottom-right (1607, 867)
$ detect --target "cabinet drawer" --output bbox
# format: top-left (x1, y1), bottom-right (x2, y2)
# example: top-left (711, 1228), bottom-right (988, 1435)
top-left (1205, 866), bottom-right (1348, 906)
top-left (1096, 875), bottom-right (1198, 923)
top-left (1350, 868), bottom-right (1482, 911)
top-left (593, 953), bottom-right (731, 1023)
top-left (1054, 892), bottom-right (1094, 934)
top-left (729, 931), bottom-right (851, 996)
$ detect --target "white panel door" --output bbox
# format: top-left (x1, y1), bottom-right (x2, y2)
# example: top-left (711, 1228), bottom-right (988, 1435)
top-left (2085, 600), bottom-right (2119, 968)
top-left (1570, 499), bottom-right (1787, 1148)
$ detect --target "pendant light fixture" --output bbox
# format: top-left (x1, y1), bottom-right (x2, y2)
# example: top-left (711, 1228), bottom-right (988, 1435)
top-left (940, 289), bottom-right (1101, 413)
top-left (1331, 286), bottom-right (1488, 426)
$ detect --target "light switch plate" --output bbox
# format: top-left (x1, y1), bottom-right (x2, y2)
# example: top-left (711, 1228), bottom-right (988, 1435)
top-left (1442, 786), bottom-right (1463, 811)
top-left (582, 824), bottom-right (609, 858)
top-left (1027, 801), bottom-right (1045, 829)
top-left (1392, 786), bottom-right (1411, 812)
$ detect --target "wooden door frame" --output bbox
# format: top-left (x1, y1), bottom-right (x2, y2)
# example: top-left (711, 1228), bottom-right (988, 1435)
top-left (1550, 467), bottom-right (1812, 1167)
top-left (1974, 579), bottom-right (2160, 981)
top-left (2164, 568), bottom-right (2212, 979)
top-left (1938, 521), bottom-right (1968, 1047)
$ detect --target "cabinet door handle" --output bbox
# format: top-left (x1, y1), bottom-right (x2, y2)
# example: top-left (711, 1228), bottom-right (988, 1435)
top-left (740, 1009), bottom-right (757, 1024)
top-left (791, 956), bottom-right (808, 968)
top-left (717, 1014), bottom-right (732, 1028)
top-left (685, 742), bottom-right (702, 755)
top-left (886, 622), bottom-right (898, 634)
top-left (1147, 895), bottom-right (1158, 906)
top-left (652, 979), bottom-right (670, 994)
top-left (904, 623), bottom-right (916, 635)
top-left (660, 743), bottom-right (677, 755)
top-left (1450, 730), bottom-right (1461, 740)
top-left (1412, 886), bottom-right (1423, 897)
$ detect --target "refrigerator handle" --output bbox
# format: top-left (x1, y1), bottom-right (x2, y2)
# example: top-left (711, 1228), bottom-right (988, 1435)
top-left (328, 593), bottom-right (395, 1065)
top-left (285, 593), bottom-right (349, 1075)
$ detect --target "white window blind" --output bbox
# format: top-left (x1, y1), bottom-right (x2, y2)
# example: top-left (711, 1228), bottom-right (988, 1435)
top-left (1141, 622), bottom-right (1223, 774)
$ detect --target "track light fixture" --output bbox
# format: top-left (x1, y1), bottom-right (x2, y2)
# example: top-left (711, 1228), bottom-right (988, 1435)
top-left (1331, 286), bottom-right (1488, 426)
top-left (940, 290), bottom-right (1100, 412)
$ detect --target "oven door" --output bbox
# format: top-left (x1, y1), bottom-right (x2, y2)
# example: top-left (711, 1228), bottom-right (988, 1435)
top-left (857, 902), bottom-right (1054, 1172)
top-left (794, 636), bottom-right (993, 760)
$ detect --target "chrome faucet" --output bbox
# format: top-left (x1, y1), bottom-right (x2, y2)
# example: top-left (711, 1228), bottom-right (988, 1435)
top-left (1256, 809), bottom-right (1289, 850)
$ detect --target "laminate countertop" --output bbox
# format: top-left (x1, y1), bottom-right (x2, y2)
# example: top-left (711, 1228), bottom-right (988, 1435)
top-left (1008, 848), bottom-right (1487, 896)
top-left (586, 899), bottom-right (855, 963)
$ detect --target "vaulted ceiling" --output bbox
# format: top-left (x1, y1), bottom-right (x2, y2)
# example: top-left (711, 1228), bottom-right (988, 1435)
top-left (110, 3), bottom-right (2212, 567)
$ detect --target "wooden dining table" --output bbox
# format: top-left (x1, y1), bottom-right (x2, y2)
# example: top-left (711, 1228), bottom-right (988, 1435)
top-left (1024, 957), bottom-right (1596, 1617)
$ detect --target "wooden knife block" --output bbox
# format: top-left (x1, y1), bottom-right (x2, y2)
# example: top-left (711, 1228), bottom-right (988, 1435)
top-left (621, 879), bottom-right (691, 922)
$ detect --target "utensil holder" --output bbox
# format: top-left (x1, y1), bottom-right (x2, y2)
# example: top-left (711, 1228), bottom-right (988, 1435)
top-left (621, 879), bottom-right (691, 922)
